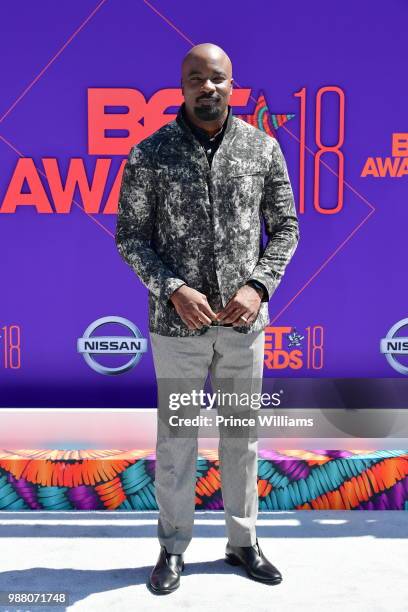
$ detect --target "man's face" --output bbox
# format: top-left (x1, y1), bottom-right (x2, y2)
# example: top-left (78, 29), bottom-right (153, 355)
top-left (181, 54), bottom-right (233, 122)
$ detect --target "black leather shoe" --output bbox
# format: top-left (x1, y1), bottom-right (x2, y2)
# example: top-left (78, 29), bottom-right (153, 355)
top-left (148, 545), bottom-right (185, 594)
top-left (225, 537), bottom-right (282, 585)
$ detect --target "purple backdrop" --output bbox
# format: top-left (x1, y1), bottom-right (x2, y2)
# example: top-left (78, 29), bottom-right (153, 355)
top-left (1, 0), bottom-right (407, 407)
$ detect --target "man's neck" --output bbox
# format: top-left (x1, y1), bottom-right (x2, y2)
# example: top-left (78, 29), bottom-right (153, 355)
top-left (184, 106), bottom-right (229, 137)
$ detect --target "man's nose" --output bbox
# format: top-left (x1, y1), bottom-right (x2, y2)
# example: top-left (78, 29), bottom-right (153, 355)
top-left (200, 79), bottom-right (216, 93)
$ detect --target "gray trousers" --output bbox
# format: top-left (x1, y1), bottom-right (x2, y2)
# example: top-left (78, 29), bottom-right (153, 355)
top-left (150, 326), bottom-right (265, 554)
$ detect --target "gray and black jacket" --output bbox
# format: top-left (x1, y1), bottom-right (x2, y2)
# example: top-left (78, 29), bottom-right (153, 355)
top-left (115, 103), bottom-right (300, 337)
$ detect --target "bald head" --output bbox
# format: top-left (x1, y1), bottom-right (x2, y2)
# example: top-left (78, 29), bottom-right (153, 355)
top-left (182, 43), bottom-right (232, 77)
top-left (181, 43), bottom-right (233, 129)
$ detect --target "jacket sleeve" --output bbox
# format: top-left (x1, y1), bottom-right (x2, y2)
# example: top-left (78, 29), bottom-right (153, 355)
top-left (115, 145), bottom-right (186, 302)
top-left (247, 137), bottom-right (300, 301)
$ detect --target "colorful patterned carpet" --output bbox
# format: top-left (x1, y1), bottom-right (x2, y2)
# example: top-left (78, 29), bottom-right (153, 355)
top-left (0, 449), bottom-right (407, 511)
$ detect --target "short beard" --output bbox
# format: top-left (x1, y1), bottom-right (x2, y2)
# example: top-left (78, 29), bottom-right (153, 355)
top-left (193, 104), bottom-right (224, 122)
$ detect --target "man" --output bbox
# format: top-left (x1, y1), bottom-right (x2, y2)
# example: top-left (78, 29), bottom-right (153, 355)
top-left (115, 43), bottom-right (299, 594)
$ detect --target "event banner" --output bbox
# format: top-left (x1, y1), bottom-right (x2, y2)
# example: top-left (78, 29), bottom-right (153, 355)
top-left (1, 0), bottom-right (407, 408)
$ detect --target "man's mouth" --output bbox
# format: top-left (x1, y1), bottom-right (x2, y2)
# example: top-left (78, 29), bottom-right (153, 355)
top-left (198, 98), bottom-right (218, 104)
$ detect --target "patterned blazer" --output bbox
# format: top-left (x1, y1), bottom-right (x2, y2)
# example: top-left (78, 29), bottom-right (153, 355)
top-left (115, 103), bottom-right (300, 337)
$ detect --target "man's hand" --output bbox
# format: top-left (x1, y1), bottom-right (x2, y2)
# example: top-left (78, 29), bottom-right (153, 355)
top-left (170, 285), bottom-right (218, 330)
top-left (216, 285), bottom-right (262, 326)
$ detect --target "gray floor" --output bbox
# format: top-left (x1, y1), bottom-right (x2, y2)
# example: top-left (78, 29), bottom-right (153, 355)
top-left (0, 511), bottom-right (407, 611)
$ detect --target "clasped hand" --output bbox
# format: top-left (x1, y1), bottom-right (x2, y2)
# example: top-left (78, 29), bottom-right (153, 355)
top-left (170, 284), bottom-right (262, 331)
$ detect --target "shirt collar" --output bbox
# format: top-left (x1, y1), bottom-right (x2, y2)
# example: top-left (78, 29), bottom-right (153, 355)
top-left (176, 102), bottom-right (233, 142)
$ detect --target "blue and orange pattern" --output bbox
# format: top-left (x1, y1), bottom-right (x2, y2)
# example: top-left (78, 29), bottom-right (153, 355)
top-left (0, 449), bottom-right (407, 511)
